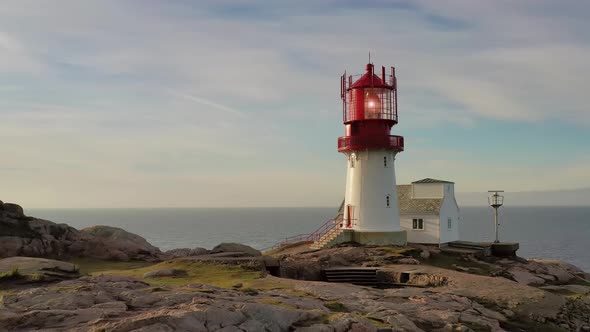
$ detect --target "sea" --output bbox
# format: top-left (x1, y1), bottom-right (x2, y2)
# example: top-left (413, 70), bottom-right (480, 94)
top-left (29, 206), bottom-right (590, 272)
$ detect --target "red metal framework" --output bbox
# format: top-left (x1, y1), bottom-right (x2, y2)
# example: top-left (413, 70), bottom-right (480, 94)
top-left (341, 65), bottom-right (398, 124)
top-left (337, 135), bottom-right (404, 152)
top-left (338, 63), bottom-right (403, 153)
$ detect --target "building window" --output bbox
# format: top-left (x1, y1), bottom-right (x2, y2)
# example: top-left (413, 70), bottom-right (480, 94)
top-left (350, 158), bottom-right (355, 168)
top-left (383, 156), bottom-right (388, 168)
top-left (448, 218), bottom-right (452, 229)
top-left (386, 194), bottom-right (390, 207)
top-left (412, 218), bottom-right (424, 230)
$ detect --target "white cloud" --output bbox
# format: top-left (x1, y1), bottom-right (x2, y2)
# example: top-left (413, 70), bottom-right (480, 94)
top-left (0, 0), bottom-right (589, 207)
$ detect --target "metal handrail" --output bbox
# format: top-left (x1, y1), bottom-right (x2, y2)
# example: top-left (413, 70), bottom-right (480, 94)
top-left (338, 134), bottom-right (404, 152)
top-left (261, 218), bottom-right (340, 252)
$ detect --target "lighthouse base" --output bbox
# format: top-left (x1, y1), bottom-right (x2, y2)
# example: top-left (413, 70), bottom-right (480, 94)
top-left (330, 229), bottom-right (407, 247)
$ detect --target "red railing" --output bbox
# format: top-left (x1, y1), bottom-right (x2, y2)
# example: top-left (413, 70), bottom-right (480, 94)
top-left (338, 135), bottom-right (404, 152)
top-left (261, 218), bottom-right (339, 252)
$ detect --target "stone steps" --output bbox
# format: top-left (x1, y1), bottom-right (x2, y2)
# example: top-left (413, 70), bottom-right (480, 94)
top-left (310, 228), bottom-right (344, 250)
top-left (323, 267), bottom-right (379, 287)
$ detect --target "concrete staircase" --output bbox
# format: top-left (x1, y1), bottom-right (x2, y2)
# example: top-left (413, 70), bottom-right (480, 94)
top-left (323, 267), bottom-right (379, 287)
top-left (310, 227), bottom-right (344, 250)
top-left (442, 241), bottom-right (493, 257)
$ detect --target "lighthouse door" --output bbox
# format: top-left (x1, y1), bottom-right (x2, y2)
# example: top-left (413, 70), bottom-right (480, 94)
top-left (346, 205), bottom-right (355, 228)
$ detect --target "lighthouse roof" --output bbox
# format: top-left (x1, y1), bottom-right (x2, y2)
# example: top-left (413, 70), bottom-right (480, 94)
top-left (350, 72), bottom-right (386, 88)
top-left (397, 185), bottom-right (443, 214)
top-left (350, 63), bottom-right (389, 88)
top-left (412, 178), bottom-right (454, 184)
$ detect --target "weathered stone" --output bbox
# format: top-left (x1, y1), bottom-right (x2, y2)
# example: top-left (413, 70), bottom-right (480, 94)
top-left (396, 258), bottom-right (420, 265)
top-left (0, 256), bottom-right (80, 282)
top-left (506, 267), bottom-right (546, 285)
top-left (3, 203), bottom-right (24, 218)
top-left (163, 247), bottom-right (209, 258)
top-left (82, 225), bottom-right (161, 261)
top-left (211, 243), bottom-right (261, 257)
top-left (0, 204), bottom-right (161, 261)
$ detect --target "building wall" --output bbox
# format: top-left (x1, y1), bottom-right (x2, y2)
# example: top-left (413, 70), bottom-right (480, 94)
top-left (412, 183), bottom-right (443, 198)
top-left (439, 184), bottom-right (460, 243)
top-left (343, 149), bottom-right (401, 232)
top-left (400, 214), bottom-right (440, 244)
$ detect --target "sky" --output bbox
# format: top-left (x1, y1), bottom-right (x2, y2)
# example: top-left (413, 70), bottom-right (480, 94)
top-left (1, 0), bottom-right (589, 208)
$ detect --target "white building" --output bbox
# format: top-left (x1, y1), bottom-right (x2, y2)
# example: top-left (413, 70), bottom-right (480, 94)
top-left (398, 178), bottom-right (460, 244)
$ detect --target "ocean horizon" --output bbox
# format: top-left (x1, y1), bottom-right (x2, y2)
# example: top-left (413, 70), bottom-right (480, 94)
top-left (29, 206), bottom-right (590, 271)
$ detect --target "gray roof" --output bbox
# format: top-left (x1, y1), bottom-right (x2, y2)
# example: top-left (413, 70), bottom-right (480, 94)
top-left (397, 185), bottom-right (442, 214)
top-left (412, 178), bottom-right (454, 184)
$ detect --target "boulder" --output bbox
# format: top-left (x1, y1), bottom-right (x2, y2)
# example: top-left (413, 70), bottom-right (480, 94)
top-left (506, 267), bottom-right (546, 286)
top-left (211, 243), bottom-right (261, 257)
top-left (0, 257), bottom-right (80, 282)
top-left (3, 203), bottom-right (25, 218)
top-left (81, 226), bottom-right (162, 261)
top-left (0, 203), bottom-right (161, 261)
top-left (164, 247), bottom-right (209, 258)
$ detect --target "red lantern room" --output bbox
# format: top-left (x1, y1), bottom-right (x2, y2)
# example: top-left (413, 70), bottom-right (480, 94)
top-left (338, 63), bottom-right (404, 152)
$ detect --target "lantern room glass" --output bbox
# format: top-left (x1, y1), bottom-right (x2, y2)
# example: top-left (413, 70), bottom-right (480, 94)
top-left (345, 87), bottom-right (395, 122)
top-left (488, 193), bottom-right (504, 207)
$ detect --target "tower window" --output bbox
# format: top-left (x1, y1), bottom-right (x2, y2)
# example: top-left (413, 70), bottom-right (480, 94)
top-left (383, 156), bottom-right (388, 167)
top-left (386, 194), bottom-right (390, 207)
top-left (412, 218), bottom-right (424, 230)
top-left (350, 158), bottom-right (355, 168)
top-left (448, 218), bottom-right (452, 229)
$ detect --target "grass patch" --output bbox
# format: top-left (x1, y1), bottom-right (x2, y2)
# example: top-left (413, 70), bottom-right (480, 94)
top-left (424, 254), bottom-right (492, 276)
top-left (567, 277), bottom-right (590, 287)
top-left (282, 289), bottom-right (316, 298)
top-left (324, 301), bottom-right (349, 312)
top-left (0, 266), bottom-right (21, 281)
top-left (67, 258), bottom-right (153, 275)
top-left (91, 258), bottom-right (284, 290)
top-left (361, 315), bottom-right (389, 328)
top-left (257, 298), bottom-right (298, 309)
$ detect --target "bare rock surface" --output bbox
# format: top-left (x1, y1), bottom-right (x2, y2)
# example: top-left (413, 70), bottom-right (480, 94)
top-left (0, 202), bottom-right (161, 261)
top-left (3, 270), bottom-right (588, 331)
top-left (0, 274), bottom-right (508, 332)
top-left (0, 256), bottom-right (80, 282)
top-left (211, 243), bottom-right (261, 257)
top-left (494, 258), bottom-right (586, 286)
top-left (163, 247), bottom-right (209, 258)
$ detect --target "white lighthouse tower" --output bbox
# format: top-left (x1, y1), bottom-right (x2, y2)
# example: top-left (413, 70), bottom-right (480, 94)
top-left (337, 63), bottom-right (406, 245)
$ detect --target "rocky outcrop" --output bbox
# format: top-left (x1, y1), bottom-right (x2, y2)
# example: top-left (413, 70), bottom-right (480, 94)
top-left (80, 225), bottom-right (161, 261)
top-left (163, 247), bottom-right (209, 258)
top-left (494, 258), bottom-right (587, 286)
top-left (0, 257), bottom-right (80, 282)
top-left (2, 270), bottom-right (589, 332)
top-left (0, 202), bottom-right (161, 261)
top-left (211, 243), bottom-right (261, 257)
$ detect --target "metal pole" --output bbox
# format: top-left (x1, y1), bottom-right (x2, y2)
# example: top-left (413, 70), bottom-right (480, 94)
top-left (494, 207), bottom-right (499, 243)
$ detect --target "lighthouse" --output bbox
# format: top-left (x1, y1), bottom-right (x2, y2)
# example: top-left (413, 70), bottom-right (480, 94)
top-left (337, 63), bottom-right (406, 244)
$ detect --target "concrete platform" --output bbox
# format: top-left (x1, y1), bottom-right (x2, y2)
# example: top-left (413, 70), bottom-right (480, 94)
top-left (491, 242), bottom-right (520, 257)
top-left (445, 241), bottom-right (519, 257)
top-left (337, 230), bottom-right (407, 246)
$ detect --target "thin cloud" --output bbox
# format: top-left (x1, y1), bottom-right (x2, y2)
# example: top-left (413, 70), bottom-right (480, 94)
top-left (168, 90), bottom-right (244, 116)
